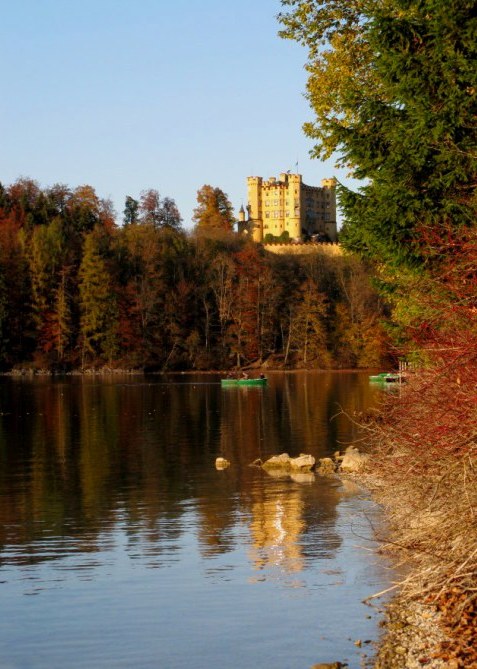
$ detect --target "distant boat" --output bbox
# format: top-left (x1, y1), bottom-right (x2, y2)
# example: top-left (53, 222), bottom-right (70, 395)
top-left (369, 372), bottom-right (403, 383)
top-left (221, 377), bottom-right (268, 387)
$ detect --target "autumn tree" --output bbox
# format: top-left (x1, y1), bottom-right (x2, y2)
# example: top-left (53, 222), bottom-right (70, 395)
top-left (192, 185), bottom-right (235, 232)
top-left (25, 220), bottom-right (66, 360)
top-left (0, 263), bottom-right (8, 365)
top-left (285, 278), bottom-right (330, 367)
top-left (331, 255), bottom-right (389, 367)
top-left (139, 189), bottom-right (182, 229)
top-left (66, 185), bottom-right (101, 233)
top-left (0, 205), bottom-right (33, 363)
top-left (52, 268), bottom-right (74, 363)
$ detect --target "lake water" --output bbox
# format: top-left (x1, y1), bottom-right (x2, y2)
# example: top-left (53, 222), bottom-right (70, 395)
top-left (0, 372), bottom-right (391, 669)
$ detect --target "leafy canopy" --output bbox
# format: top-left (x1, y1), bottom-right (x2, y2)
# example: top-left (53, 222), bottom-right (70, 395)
top-left (193, 185), bottom-right (235, 232)
top-left (279, 0), bottom-right (477, 267)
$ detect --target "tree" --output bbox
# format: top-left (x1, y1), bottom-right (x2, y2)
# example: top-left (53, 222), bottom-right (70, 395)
top-left (0, 209), bottom-right (33, 363)
top-left (123, 196), bottom-right (139, 226)
top-left (0, 263), bottom-right (8, 365)
top-left (139, 189), bottom-right (182, 229)
top-left (280, 0), bottom-right (477, 267)
top-left (139, 189), bottom-right (161, 226)
top-left (159, 196), bottom-right (182, 230)
top-left (52, 268), bottom-right (73, 363)
top-left (193, 185), bottom-right (235, 232)
top-left (79, 227), bottom-right (119, 365)
top-left (291, 278), bottom-right (330, 367)
top-left (26, 219), bottom-right (66, 357)
top-left (66, 185), bottom-right (101, 234)
top-left (279, 0), bottom-right (380, 161)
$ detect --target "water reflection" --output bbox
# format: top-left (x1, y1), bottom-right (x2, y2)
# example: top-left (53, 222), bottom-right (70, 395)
top-left (0, 372), bottom-right (386, 669)
top-left (0, 373), bottom-right (378, 572)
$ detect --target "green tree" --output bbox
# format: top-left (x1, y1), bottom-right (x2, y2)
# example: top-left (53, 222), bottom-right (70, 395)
top-left (27, 221), bottom-right (65, 330)
top-left (79, 227), bottom-right (119, 365)
top-left (193, 185), bottom-right (235, 232)
top-left (159, 197), bottom-right (182, 230)
top-left (57, 273), bottom-right (73, 361)
top-left (280, 0), bottom-right (477, 267)
top-left (123, 196), bottom-right (139, 226)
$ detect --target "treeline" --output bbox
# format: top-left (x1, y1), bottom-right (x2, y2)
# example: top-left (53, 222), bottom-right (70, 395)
top-left (0, 178), bottom-right (388, 372)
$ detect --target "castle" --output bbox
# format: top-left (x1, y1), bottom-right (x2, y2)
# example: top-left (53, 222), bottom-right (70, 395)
top-left (238, 173), bottom-right (337, 243)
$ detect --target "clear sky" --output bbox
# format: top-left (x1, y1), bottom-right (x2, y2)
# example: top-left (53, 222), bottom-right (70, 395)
top-left (1, 0), bottom-right (355, 228)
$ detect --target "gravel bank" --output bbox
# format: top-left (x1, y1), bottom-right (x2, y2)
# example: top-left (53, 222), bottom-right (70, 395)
top-left (373, 599), bottom-right (450, 668)
top-left (338, 472), bottom-right (453, 669)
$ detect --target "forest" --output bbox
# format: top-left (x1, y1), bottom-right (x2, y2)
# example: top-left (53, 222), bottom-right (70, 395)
top-left (0, 178), bottom-right (388, 373)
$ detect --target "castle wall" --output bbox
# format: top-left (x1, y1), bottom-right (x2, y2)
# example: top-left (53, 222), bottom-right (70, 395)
top-left (263, 242), bottom-right (342, 257)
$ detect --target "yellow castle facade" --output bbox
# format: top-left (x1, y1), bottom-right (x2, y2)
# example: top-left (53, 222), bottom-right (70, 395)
top-left (239, 173), bottom-right (337, 243)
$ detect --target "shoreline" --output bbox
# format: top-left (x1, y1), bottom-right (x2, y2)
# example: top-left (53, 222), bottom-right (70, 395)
top-left (0, 366), bottom-right (376, 377)
top-left (347, 467), bottom-right (466, 668)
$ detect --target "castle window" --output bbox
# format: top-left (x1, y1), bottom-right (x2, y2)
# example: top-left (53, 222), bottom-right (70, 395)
top-left (265, 212), bottom-right (270, 218)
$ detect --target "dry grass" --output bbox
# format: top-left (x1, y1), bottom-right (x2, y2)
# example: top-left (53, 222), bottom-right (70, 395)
top-left (364, 350), bottom-right (477, 665)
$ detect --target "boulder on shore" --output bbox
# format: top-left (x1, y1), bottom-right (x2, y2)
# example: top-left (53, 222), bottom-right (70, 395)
top-left (261, 452), bottom-right (315, 472)
top-left (317, 457), bottom-right (337, 475)
top-left (339, 447), bottom-right (370, 473)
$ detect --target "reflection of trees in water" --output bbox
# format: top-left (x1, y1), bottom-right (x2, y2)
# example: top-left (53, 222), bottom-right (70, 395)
top-left (0, 373), bottom-right (371, 571)
top-left (218, 372), bottom-right (376, 466)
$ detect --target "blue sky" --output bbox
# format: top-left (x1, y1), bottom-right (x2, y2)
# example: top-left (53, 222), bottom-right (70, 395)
top-left (1, 0), bottom-right (355, 227)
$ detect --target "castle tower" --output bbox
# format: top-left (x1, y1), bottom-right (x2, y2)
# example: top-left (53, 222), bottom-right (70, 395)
top-left (247, 176), bottom-right (263, 242)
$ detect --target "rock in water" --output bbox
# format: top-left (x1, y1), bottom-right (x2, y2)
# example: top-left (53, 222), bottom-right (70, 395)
top-left (261, 452), bottom-right (315, 472)
top-left (317, 457), bottom-right (336, 475)
top-left (215, 457), bottom-right (230, 470)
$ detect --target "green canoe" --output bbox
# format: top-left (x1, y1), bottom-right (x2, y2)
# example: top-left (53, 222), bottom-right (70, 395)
top-left (369, 372), bottom-right (402, 383)
top-left (221, 377), bottom-right (268, 387)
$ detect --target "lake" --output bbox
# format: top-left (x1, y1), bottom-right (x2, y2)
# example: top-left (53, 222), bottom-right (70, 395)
top-left (0, 371), bottom-right (391, 669)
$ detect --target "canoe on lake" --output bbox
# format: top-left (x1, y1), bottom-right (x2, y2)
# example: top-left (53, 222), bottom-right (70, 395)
top-left (221, 377), bottom-right (268, 387)
top-left (369, 372), bottom-right (403, 383)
